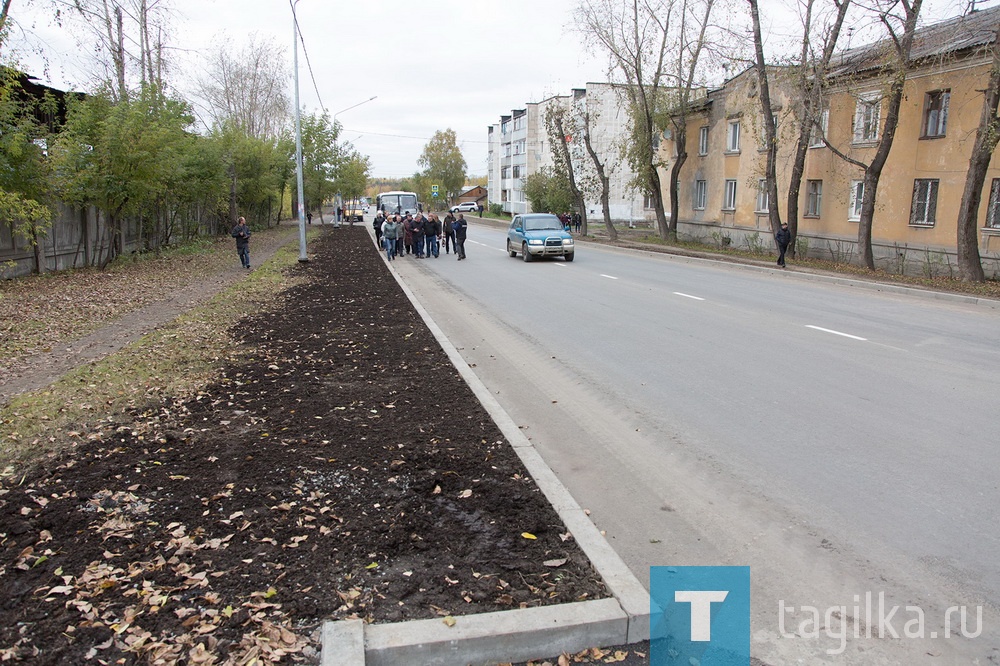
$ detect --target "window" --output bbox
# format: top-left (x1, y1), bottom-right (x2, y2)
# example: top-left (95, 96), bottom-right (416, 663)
top-left (988, 179), bottom-right (1000, 228)
top-left (694, 180), bottom-right (707, 210)
top-left (910, 179), bottom-right (939, 227)
top-left (723, 180), bottom-right (737, 210)
top-left (809, 109), bottom-right (829, 148)
top-left (922, 90), bottom-right (950, 138)
top-left (806, 180), bottom-right (822, 217)
top-left (512, 166), bottom-right (521, 178)
top-left (849, 180), bottom-right (865, 221)
top-left (756, 179), bottom-right (769, 213)
top-left (501, 167), bottom-right (509, 179)
top-left (643, 194), bottom-right (655, 209)
top-left (698, 126), bottom-right (709, 155)
top-left (853, 95), bottom-right (881, 143)
top-left (726, 120), bottom-right (741, 152)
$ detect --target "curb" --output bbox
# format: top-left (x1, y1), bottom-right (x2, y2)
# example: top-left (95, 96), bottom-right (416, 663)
top-left (319, 229), bottom-right (651, 665)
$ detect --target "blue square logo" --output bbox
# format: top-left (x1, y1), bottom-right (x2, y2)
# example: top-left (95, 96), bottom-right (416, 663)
top-left (650, 566), bottom-right (751, 665)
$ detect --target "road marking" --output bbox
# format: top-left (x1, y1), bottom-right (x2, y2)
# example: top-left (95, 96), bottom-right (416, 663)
top-left (673, 292), bottom-right (705, 301)
top-left (806, 325), bottom-right (867, 341)
top-left (600, 274), bottom-right (618, 280)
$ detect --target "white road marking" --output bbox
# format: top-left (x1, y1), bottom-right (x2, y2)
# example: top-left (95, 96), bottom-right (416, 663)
top-left (600, 274), bottom-right (618, 280)
top-left (673, 292), bottom-right (705, 301)
top-left (806, 325), bottom-right (867, 341)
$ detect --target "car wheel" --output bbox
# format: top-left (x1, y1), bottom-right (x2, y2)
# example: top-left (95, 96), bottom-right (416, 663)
top-left (564, 252), bottom-right (574, 262)
top-left (522, 243), bottom-right (533, 262)
top-left (507, 240), bottom-right (517, 257)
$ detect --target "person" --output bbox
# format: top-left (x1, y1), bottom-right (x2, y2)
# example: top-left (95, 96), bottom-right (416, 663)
top-left (478, 203), bottom-right (484, 218)
top-left (442, 211), bottom-right (456, 254)
top-left (573, 212), bottom-right (582, 233)
top-left (393, 215), bottom-right (405, 258)
top-left (373, 212), bottom-right (385, 247)
top-left (411, 213), bottom-right (426, 257)
top-left (402, 214), bottom-right (415, 255)
top-left (425, 214), bottom-right (441, 258)
top-left (453, 213), bottom-right (468, 260)
top-left (231, 216), bottom-right (251, 269)
top-left (775, 222), bottom-right (791, 268)
top-left (381, 216), bottom-right (399, 261)
top-left (306, 211), bottom-right (312, 225)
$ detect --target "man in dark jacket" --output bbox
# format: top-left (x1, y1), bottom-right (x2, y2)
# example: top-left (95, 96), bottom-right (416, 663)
top-left (453, 213), bottom-right (468, 260)
top-left (775, 222), bottom-right (791, 268)
top-left (411, 214), bottom-right (426, 257)
top-left (373, 212), bottom-right (385, 247)
top-left (442, 212), bottom-right (456, 254)
top-left (231, 216), bottom-right (251, 269)
top-left (424, 214), bottom-right (441, 258)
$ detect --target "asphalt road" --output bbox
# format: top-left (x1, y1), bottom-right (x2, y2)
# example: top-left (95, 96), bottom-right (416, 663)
top-left (378, 219), bottom-right (1000, 664)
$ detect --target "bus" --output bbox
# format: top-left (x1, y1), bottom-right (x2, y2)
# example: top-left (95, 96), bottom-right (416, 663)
top-left (376, 191), bottom-right (420, 216)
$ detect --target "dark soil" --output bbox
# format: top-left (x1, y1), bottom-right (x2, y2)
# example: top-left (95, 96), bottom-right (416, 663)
top-left (0, 227), bottom-right (608, 664)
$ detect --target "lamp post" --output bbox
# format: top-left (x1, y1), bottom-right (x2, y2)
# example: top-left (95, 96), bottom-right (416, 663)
top-left (332, 96), bottom-right (376, 225)
top-left (292, 0), bottom-right (308, 262)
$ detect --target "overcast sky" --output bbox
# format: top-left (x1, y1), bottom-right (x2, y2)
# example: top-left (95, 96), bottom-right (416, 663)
top-left (6, 0), bottom-right (994, 179)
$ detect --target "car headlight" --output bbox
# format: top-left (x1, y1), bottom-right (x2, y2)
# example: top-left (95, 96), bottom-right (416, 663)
top-left (562, 238), bottom-right (574, 245)
top-left (528, 239), bottom-right (544, 246)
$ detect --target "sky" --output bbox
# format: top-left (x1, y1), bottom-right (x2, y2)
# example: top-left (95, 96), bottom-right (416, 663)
top-left (4, 0), bottom-right (994, 180)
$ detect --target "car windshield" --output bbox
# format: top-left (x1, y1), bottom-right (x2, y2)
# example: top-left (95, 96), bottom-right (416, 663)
top-left (524, 216), bottom-right (563, 231)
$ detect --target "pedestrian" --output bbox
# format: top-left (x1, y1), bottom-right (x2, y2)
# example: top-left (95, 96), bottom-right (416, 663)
top-left (411, 213), bottom-right (426, 257)
top-left (453, 213), bottom-right (468, 260)
top-left (573, 212), bottom-right (581, 233)
top-left (336, 206), bottom-right (343, 222)
top-left (442, 211), bottom-right (456, 254)
top-left (307, 211), bottom-right (312, 225)
top-left (403, 214), bottom-right (414, 255)
top-left (478, 203), bottom-right (484, 218)
top-left (393, 215), bottom-right (405, 258)
top-left (381, 216), bottom-right (399, 261)
top-left (231, 216), bottom-right (251, 269)
top-left (775, 222), bottom-right (791, 268)
top-left (425, 214), bottom-right (441, 258)
top-left (373, 212), bottom-right (384, 247)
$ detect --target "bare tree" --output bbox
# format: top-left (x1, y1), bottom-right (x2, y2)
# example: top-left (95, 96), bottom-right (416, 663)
top-left (545, 100), bottom-right (589, 235)
top-left (193, 33), bottom-right (290, 140)
top-left (748, 0), bottom-right (782, 235)
top-left (956, 21), bottom-right (1000, 282)
top-left (581, 108), bottom-right (618, 240)
top-left (573, 0), bottom-right (676, 238)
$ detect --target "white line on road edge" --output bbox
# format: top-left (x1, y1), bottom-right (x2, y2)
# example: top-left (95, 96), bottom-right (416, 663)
top-left (600, 274), bottom-right (619, 280)
top-left (673, 292), bottom-right (705, 301)
top-left (806, 325), bottom-right (867, 341)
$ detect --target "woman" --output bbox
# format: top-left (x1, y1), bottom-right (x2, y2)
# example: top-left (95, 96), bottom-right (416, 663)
top-left (381, 216), bottom-right (399, 261)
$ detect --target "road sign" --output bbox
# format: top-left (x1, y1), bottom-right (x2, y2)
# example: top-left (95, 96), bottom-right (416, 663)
top-left (431, 185), bottom-right (439, 193)
top-left (432, 192), bottom-right (438, 197)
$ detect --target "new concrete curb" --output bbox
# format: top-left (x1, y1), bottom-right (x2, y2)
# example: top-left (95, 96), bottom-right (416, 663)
top-left (319, 231), bottom-right (651, 665)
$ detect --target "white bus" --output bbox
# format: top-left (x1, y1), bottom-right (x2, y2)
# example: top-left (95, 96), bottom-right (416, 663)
top-left (376, 191), bottom-right (420, 216)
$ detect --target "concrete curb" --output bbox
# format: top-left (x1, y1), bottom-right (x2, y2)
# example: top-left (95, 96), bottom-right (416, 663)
top-left (319, 230), bottom-right (651, 665)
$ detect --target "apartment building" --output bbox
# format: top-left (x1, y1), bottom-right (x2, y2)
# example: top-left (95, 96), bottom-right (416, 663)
top-left (663, 7), bottom-right (1000, 276)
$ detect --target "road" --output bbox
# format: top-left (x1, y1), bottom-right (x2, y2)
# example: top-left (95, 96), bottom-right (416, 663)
top-left (375, 218), bottom-right (1000, 664)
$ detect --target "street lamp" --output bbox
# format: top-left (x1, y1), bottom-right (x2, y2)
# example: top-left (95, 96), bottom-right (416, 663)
top-left (292, 0), bottom-right (308, 262)
top-left (332, 96), bottom-right (376, 225)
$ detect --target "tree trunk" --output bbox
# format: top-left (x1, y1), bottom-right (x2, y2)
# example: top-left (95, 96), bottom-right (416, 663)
top-left (956, 23), bottom-right (1000, 283)
top-left (749, 0), bottom-right (782, 239)
top-left (583, 122), bottom-right (616, 241)
top-left (668, 120), bottom-right (687, 242)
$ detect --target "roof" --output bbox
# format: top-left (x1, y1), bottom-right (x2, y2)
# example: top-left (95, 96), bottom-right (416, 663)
top-left (828, 6), bottom-right (1000, 79)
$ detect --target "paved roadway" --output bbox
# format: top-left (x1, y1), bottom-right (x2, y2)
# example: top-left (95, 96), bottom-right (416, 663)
top-left (373, 218), bottom-right (1000, 664)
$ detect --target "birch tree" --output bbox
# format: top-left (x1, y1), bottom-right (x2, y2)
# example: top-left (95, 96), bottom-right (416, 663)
top-left (545, 101), bottom-right (589, 234)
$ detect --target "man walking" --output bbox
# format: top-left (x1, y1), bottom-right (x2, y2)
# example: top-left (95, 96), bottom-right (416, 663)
top-left (775, 222), bottom-right (791, 268)
top-left (442, 211), bottom-right (456, 254)
top-left (425, 214), bottom-right (441, 258)
top-left (453, 213), bottom-right (468, 260)
top-left (231, 216), bottom-right (251, 269)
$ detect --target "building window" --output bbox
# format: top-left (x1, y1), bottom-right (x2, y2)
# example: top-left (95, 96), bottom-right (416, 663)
top-left (809, 108), bottom-right (829, 148)
top-left (922, 90), bottom-right (950, 138)
top-left (910, 179), bottom-right (939, 227)
top-left (988, 179), bottom-right (1000, 228)
top-left (643, 194), bottom-right (655, 209)
top-left (756, 179), bottom-right (769, 213)
top-left (726, 120), bottom-right (740, 152)
top-left (849, 180), bottom-right (864, 221)
top-left (501, 167), bottom-right (509, 179)
top-left (512, 166), bottom-right (520, 178)
top-left (806, 180), bottom-right (822, 217)
top-left (723, 179), bottom-right (737, 210)
top-left (698, 126), bottom-right (709, 155)
top-left (694, 180), bottom-right (707, 210)
top-left (853, 94), bottom-right (881, 143)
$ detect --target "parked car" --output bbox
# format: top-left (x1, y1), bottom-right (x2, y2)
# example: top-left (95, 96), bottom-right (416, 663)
top-left (345, 201), bottom-right (365, 223)
top-left (450, 201), bottom-right (479, 213)
top-left (506, 214), bottom-right (575, 262)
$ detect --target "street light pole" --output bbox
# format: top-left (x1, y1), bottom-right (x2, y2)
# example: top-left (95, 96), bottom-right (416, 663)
top-left (293, 0), bottom-right (308, 262)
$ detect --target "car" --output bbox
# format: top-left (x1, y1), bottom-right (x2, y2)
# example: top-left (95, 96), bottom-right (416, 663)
top-left (450, 201), bottom-right (479, 213)
top-left (345, 201), bottom-right (365, 223)
top-left (506, 213), bottom-right (575, 262)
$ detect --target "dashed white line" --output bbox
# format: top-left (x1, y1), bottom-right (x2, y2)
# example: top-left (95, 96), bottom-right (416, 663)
top-left (600, 274), bottom-right (618, 280)
top-left (673, 292), bottom-right (705, 301)
top-left (806, 325), bottom-right (867, 341)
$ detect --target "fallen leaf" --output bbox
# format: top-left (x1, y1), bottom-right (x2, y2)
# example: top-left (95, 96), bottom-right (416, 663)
top-left (521, 532), bottom-right (537, 540)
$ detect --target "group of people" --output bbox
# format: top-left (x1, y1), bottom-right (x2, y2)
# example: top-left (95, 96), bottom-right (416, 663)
top-left (373, 211), bottom-right (468, 261)
top-left (558, 212), bottom-right (582, 233)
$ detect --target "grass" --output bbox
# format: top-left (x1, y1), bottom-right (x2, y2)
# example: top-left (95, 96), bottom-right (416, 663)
top-left (0, 236), bottom-right (310, 472)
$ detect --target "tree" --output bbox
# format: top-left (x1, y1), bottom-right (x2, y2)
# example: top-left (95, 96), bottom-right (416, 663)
top-left (955, 21), bottom-right (1000, 282)
top-left (784, 0), bottom-right (852, 258)
top-left (748, 0), bottom-right (782, 236)
top-left (299, 111), bottom-right (338, 220)
top-left (545, 101), bottom-right (589, 234)
top-left (335, 150), bottom-right (372, 213)
top-left (417, 129), bottom-right (466, 203)
top-left (581, 109), bottom-right (617, 240)
top-left (573, 0), bottom-right (676, 238)
top-left (524, 166), bottom-right (574, 215)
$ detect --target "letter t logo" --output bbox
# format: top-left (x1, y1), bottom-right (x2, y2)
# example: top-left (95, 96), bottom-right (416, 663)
top-left (675, 590), bottom-right (730, 641)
